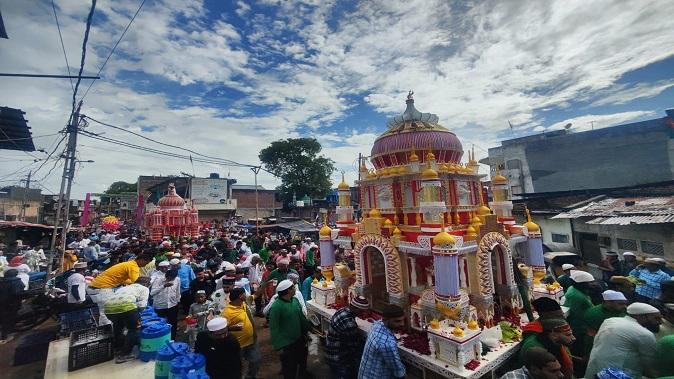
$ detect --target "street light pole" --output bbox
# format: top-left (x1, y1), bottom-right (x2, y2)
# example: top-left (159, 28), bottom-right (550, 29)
top-left (251, 166), bottom-right (261, 232)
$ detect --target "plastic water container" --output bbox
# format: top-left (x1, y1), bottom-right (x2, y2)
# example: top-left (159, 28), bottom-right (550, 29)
top-left (155, 342), bottom-right (190, 379)
top-left (141, 307), bottom-right (157, 318)
top-left (139, 322), bottom-right (171, 361)
top-left (141, 316), bottom-right (166, 328)
top-left (178, 371), bottom-right (210, 379)
top-left (169, 353), bottom-right (206, 379)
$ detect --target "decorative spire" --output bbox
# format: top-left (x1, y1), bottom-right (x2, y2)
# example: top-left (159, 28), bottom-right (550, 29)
top-left (407, 90), bottom-right (414, 102)
top-left (524, 207), bottom-right (541, 233)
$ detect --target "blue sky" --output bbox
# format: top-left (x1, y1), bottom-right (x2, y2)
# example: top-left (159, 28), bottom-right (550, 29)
top-left (0, 0), bottom-right (673, 198)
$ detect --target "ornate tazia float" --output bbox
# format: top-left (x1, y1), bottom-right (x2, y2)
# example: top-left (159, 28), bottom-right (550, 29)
top-left (317, 92), bottom-right (553, 367)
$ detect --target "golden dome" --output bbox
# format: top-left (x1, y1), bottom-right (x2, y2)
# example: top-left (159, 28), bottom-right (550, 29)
top-left (471, 215), bottom-right (482, 225)
top-left (383, 218), bottom-right (393, 227)
top-left (426, 151), bottom-right (436, 161)
top-left (438, 163), bottom-right (448, 172)
top-left (409, 151), bottom-right (419, 162)
top-left (477, 205), bottom-right (491, 216)
top-left (367, 170), bottom-right (377, 179)
top-left (452, 325), bottom-right (465, 337)
top-left (337, 173), bottom-right (350, 190)
top-left (421, 166), bottom-right (439, 180)
top-left (369, 208), bottom-right (382, 218)
top-left (524, 208), bottom-right (540, 233)
top-left (397, 165), bottom-right (408, 174)
top-left (433, 230), bottom-right (456, 246)
top-left (466, 224), bottom-right (477, 236)
top-left (392, 227), bottom-right (402, 236)
top-left (467, 319), bottom-right (479, 330)
top-left (492, 168), bottom-right (507, 185)
top-left (319, 224), bottom-right (332, 237)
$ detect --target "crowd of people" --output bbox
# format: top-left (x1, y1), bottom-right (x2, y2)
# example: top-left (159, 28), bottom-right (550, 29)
top-left (504, 252), bottom-right (674, 379)
top-left (1, 224), bottom-right (674, 379)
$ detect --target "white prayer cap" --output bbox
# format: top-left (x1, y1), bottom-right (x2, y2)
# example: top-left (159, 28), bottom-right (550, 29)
top-left (173, 253), bottom-right (181, 258)
top-left (73, 262), bottom-right (88, 269)
top-left (626, 302), bottom-right (660, 315)
top-left (180, 259), bottom-right (188, 265)
top-left (221, 261), bottom-right (236, 271)
top-left (645, 257), bottom-right (666, 265)
top-left (562, 264), bottom-right (575, 271)
top-left (602, 290), bottom-right (627, 301)
top-left (622, 251), bottom-right (635, 257)
top-left (276, 279), bottom-right (294, 293)
top-left (570, 270), bottom-right (594, 283)
top-left (206, 317), bottom-right (228, 331)
top-left (158, 261), bottom-right (170, 267)
top-left (278, 258), bottom-right (290, 266)
top-left (169, 258), bottom-right (180, 265)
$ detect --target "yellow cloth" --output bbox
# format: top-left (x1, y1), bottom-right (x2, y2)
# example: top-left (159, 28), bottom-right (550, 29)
top-left (62, 251), bottom-right (78, 272)
top-left (90, 260), bottom-right (140, 288)
top-left (222, 302), bottom-right (254, 348)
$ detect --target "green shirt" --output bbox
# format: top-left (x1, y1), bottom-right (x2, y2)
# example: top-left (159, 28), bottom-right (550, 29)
top-left (557, 274), bottom-right (573, 291)
top-left (258, 247), bottom-right (271, 263)
top-left (657, 335), bottom-right (674, 377)
top-left (305, 250), bottom-right (315, 267)
top-left (262, 269), bottom-right (298, 288)
top-left (584, 304), bottom-right (625, 334)
top-left (563, 285), bottom-right (593, 338)
top-left (268, 297), bottom-right (310, 350)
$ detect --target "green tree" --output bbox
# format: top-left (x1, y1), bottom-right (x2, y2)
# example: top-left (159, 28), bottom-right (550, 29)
top-left (259, 138), bottom-right (335, 206)
top-left (102, 181), bottom-right (137, 205)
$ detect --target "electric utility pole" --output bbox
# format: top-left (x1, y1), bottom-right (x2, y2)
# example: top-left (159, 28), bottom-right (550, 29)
top-left (49, 101), bottom-right (83, 270)
top-left (19, 170), bottom-right (31, 221)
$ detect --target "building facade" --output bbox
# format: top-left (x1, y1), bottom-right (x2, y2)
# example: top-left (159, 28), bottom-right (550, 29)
top-left (0, 186), bottom-right (42, 223)
top-left (486, 109), bottom-right (674, 197)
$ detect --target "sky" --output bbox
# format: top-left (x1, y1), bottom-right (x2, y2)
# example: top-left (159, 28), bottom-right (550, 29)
top-left (1, 0), bottom-right (673, 199)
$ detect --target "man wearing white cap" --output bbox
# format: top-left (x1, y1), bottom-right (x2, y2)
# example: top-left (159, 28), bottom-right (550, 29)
top-left (630, 257), bottom-right (671, 302)
top-left (150, 260), bottom-right (170, 287)
top-left (586, 302), bottom-right (662, 379)
top-left (268, 279), bottom-right (311, 379)
top-left (67, 262), bottom-right (88, 305)
top-left (563, 270), bottom-right (595, 356)
top-left (583, 290), bottom-right (627, 354)
top-left (255, 257), bottom-right (298, 298)
top-left (195, 317), bottom-right (241, 379)
top-left (557, 264), bottom-right (575, 291)
top-left (621, 252), bottom-right (638, 276)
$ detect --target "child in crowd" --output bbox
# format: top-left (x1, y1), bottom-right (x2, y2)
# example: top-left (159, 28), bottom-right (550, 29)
top-left (186, 290), bottom-right (215, 349)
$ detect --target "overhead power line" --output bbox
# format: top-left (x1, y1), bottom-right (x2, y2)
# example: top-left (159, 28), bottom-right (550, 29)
top-left (51, 0), bottom-right (75, 93)
top-left (79, 130), bottom-right (253, 168)
top-left (82, 115), bottom-right (256, 167)
top-left (0, 132), bottom-right (61, 142)
top-left (80, 0), bottom-right (147, 102)
top-left (71, 0), bottom-right (97, 115)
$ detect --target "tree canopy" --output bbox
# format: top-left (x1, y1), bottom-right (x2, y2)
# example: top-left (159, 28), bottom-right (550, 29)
top-left (104, 181), bottom-right (137, 194)
top-left (259, 138), bottom-right (335, 206)
top-left (101, 181), bottom-right (137, 205)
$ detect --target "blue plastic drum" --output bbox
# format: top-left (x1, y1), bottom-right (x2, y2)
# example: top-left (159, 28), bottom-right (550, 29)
top-left (139, 322), bottom-right (171, 361)
top-left (154, 342), bottom-right (190, 379)
top-left (169, 353), bottom-right (206, 379)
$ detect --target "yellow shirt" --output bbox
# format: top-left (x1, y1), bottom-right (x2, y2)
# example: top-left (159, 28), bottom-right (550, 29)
top-left (90, 260), bottom-right (140, 288)
top-left (222, 302), bottom-right (254, 348)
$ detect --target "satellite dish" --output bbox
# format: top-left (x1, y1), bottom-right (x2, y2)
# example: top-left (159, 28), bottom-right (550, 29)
top-left (564, 123), bottom-right (572, 130)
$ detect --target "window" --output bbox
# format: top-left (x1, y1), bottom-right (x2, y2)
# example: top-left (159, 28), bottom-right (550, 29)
top-left (598, 236), bottom-right (612, 247)
top-left (641, 240), bottom-right (664, 256)
top-left (617, 238), bottom-right (637, 250)
top-left (551, 233), bottom-right (569, 243)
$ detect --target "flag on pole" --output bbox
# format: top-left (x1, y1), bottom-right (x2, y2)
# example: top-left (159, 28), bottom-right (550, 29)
top-left (508, 120), bottom-right (514, 130)
top-left (80, 193), bottom-right (91, 226)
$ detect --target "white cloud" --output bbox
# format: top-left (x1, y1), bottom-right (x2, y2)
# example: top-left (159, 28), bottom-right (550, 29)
top-left (1, 0), bottom-right (673, 199)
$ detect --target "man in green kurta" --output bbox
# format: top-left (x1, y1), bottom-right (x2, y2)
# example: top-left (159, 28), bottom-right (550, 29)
top-left (557, 264), bottom-right (575, 292)
top-left (583, 290), bottom-right (627, 356)
top-left (563, 270), bottom-right (595, 357)
top-left (269, 279), bottom-right (311, 379)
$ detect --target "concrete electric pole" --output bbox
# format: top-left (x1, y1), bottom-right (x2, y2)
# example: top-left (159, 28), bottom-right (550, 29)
top-left (49, 101), bottom-right (83, 270)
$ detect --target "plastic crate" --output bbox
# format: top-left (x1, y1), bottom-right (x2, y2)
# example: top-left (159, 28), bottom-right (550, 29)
top-left (58, 309), bottom-right (97, 337)
top-left (68, 324), bottom-right (114, 371)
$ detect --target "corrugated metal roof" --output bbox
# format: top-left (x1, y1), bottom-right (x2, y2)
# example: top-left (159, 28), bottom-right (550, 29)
top-left (0, 107), bottom-right (35, 151)
top-left (552, 196), bottom-right (674, 224)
